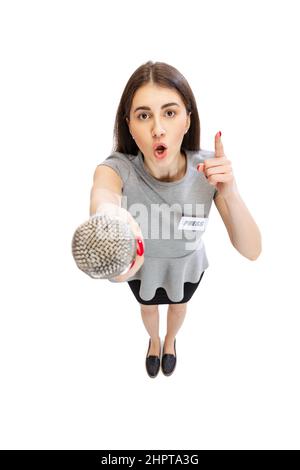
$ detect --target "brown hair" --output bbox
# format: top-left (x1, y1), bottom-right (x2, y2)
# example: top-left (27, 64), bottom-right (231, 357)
top-left (111, 61), bottom-right (201, 155)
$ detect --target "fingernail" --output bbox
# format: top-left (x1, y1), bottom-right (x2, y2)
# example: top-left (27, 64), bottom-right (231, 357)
top-left (218, 131), bottom-right (222, 137)
top-left (129, 259), bottom-right (136, 269)
top-left (136, 237), bottom-right (144, 256)
top-left (197, 163), bottom-right (202, 172)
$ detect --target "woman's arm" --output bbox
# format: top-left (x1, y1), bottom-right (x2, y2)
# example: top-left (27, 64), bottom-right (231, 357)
top-left (198, 131), bottom-right (262, 261)
top-left (90, 165), bottom-right (145, 280)
top-left (214, 191), bottom-right (262, 260)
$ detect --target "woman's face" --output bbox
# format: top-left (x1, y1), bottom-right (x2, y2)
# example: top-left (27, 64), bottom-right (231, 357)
top-left (126, 83), bottom-right (191, 165)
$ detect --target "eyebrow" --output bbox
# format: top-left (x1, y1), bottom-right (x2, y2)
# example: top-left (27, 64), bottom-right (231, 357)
top-left (133, 102), bottom-right (180, 113)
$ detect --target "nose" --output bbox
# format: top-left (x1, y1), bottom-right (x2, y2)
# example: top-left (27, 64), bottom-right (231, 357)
top-left (152, 128), bottom-right (166, 138)
top-left (151, 119), bottom-right (166, 138)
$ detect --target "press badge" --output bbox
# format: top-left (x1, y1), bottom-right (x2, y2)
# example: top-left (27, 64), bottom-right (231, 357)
top-left (178, 216), bottom-right (208, 231)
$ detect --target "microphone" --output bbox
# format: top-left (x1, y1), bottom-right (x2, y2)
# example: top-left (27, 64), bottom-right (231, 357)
top-left (72, 213), bottom-right (138, 279)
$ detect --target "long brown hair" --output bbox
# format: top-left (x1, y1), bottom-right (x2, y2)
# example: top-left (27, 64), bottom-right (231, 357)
top-left (111, 61), bottom-right (201, 155)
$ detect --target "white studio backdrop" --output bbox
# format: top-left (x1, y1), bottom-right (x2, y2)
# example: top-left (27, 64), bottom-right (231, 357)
top-left (0, 0), bottom-right (299, 450)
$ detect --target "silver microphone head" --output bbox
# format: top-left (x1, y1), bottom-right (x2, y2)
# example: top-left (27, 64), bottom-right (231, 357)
top-left (72, 213), bottom-right (136, 279)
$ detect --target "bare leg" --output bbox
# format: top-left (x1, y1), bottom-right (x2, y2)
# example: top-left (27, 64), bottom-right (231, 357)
top-left (140, 304), bottom-right (160, 356)
top-left (164, 302), bottom-right (188, 354)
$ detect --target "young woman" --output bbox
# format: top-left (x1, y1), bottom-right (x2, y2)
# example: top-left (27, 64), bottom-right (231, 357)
top-left (90, 61), bottom-right (261, 378)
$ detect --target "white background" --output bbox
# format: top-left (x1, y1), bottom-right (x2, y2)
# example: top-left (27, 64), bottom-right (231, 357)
top-left (0, 0), bottom-right (299, 450)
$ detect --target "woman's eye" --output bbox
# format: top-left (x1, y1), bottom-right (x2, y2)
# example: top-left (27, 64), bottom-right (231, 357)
top-left (138, 113), bottom-right (148, 120)
top-left (166, 110), bottom-right (175, 117)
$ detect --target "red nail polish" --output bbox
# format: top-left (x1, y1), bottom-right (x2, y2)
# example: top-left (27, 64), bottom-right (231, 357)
top-left (218, 131), bottom-right (222, 137)
top-left (136, 237), bottom-right (144, 256)
top-left (129, 259), bottom-right (136, 269)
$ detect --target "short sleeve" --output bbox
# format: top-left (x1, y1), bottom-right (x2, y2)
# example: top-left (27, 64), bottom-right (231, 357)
top-left (97, 152), bottom-right (131, 187)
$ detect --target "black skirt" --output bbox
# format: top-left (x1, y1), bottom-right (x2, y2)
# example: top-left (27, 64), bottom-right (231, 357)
top-left (127, 270), bottom-right (205, 305)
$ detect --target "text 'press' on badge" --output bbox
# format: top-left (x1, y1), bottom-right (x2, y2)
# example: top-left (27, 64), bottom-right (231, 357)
top-left (178, 216), bottom-right (209, 231)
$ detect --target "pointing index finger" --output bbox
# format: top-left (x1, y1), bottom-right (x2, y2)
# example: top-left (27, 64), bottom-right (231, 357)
top-left (215, 131), bottom-right (224, 158)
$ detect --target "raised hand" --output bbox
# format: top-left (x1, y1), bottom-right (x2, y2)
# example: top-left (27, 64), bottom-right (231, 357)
top-left (197, 131), bottom-right (237, 197)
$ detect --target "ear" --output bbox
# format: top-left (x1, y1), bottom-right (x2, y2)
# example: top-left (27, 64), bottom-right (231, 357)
top-left (126, 116), bottom-right (135, 140)
top-left (185, 111), bottom-right (191, 133)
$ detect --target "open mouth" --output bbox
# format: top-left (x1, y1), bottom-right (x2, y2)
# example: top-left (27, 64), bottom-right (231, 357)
top-left (153, 144), bottom-right (168, 158)
top-left (156, 145), bottom-right (166, 154)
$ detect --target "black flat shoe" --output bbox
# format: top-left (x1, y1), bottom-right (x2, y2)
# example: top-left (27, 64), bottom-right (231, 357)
top-left (145, 338), bottom-right (161, 378)
top-left (161, 338), bottom-right (176, 376)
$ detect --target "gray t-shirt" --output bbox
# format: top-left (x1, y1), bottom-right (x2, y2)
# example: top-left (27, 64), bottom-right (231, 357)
top-left (98, 148), bottom-right (218, 302)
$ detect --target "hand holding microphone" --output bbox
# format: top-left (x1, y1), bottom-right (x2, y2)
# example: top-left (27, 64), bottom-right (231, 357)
top-left (72, 203), bottom-right (145, 281)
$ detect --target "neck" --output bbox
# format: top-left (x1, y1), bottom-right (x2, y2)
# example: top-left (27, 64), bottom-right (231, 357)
top-left (143, 149), bottom-right (187, 182)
